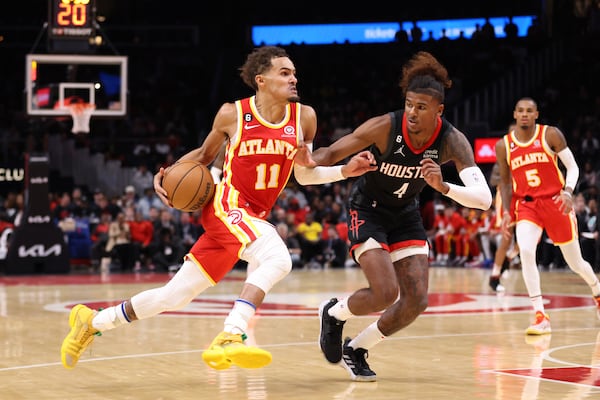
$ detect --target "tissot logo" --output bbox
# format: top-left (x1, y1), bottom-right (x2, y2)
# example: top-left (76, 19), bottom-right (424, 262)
top-left (18, 244), bottom-right (62, 258)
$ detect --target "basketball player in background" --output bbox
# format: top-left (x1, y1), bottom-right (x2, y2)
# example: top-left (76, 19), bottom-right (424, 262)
top-left (60, 46), bottom-right (377, 370)
top-left (497, 97), bottom-right (600, 335)
top-left (313, 51), bottom-right (492, 381)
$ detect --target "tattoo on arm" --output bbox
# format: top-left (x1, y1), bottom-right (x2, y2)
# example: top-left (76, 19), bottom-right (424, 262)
top-left (440, 129), bottom-right (475, 169)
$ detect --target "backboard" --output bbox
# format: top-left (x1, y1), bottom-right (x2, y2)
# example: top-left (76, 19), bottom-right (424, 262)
top-left (26, 54), bottom-right (128, 117)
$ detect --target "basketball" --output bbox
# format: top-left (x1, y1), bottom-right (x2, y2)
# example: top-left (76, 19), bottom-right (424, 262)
top-left (162, 160), bottom-right (215, 212)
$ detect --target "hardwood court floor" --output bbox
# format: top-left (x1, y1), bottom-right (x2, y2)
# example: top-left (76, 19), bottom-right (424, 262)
top-left (1, 266), bottom-right (600, 400)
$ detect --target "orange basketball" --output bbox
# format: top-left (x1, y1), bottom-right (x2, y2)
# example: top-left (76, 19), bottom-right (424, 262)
top-left (162, 160), bottom-right (215, 212)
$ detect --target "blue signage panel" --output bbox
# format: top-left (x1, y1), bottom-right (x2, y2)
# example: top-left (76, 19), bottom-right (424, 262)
top-left (252, 16), bottom-right (534, 45)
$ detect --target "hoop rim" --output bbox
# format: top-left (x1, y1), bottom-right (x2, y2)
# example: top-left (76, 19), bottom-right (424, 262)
top-left (66, 102), bottom-right (96, 114)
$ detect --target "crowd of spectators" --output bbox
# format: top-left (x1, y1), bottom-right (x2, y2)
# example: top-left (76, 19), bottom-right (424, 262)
top-left (1, 5), bottom-right (600, 273)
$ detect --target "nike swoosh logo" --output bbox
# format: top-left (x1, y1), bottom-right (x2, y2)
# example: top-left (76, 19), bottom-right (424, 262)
top-left (244, 123), bottom-right (260, 130)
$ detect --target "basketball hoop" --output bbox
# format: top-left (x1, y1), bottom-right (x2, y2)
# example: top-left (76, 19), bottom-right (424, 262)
top-left (67, 102), bottom-right (96, 134)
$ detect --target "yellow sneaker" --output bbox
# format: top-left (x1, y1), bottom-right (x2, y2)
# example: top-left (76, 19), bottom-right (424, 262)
top-left (525, 311), bottom-right (551, 335)
top-left (60, 304), bottom-right (99, 369)
top-left (202, 331), bottom-right (272, 370)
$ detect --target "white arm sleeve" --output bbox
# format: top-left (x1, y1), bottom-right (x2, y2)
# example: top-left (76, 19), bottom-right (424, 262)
top-left (557, 147), bottom-right (579, 191)
top-left (293, 142), bottom-right (346, 185)
top-left (444, 166), bottom-right (493, 210)
top-left (294, 164), bottom-right (345, 185)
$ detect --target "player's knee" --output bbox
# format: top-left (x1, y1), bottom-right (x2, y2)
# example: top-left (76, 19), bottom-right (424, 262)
top-left (519, 245), bottom-right (536, 260)
top-left (242, 225), bottom-right (293, 293)
top-left (379, 285), bottom-right (400, 307)
top-left (367, 282), bottom-right (399, 310)
top-left (245, 245), bottom-right (292, 293)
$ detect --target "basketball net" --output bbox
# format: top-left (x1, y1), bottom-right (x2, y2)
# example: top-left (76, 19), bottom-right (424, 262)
top-left (67, 102), bottom-right (96, 134)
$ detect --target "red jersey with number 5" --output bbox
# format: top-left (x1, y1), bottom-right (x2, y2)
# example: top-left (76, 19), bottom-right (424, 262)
top-left (503, 124), bottom-right (565, 200)
top-left (220, 95), bottom-right (300, 218)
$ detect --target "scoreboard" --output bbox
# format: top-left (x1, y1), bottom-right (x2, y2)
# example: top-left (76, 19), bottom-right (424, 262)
top-left (47, 0), bottom-right (96, 51)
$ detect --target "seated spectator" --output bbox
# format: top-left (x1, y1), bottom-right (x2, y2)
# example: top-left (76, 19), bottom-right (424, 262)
top-left (137, 187), bottom-right (164, 219)
top-left (152, 227), bottom-right (186, 272)
top-left (52, 192), bottom-right (75, 223)
top-left (90, 211), bottom-right (112, 267)
top-left (581, 127), bottom-right (600, 159)
top-left (131, 162), bottom-right (154, 197)
top-left (276, 222), bottom-right (303, 269)
top-left (152, 208), bottom-right (178, 242)
top-left (122, 185), bottom-right (138, 209)
top-left (176, 211), bottom-right (201, 253)
top-left (321, 225), bottom-right (349, 268)
top-left (106, 212), bottom-right (136, 271)
top-left (127, 208), bottom-right (154, 271)
top-left (296, 212), bottom-right (324, 267)
top-left (287, 197), bottom-right (309, 225)
top-left (576, 159), bottom-right (600, 195)
top-left (89, 189), bottom-right (121, 220)
top-left (62, 209), bottom-right (93, 263)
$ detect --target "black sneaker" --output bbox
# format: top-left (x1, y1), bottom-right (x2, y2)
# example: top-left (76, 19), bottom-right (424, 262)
top-left (489, 275), bottom-right (505, 292)
top-left (341, 337), bottom-right (376, 382)
top-left (319, 298), bottom-right (345, 363)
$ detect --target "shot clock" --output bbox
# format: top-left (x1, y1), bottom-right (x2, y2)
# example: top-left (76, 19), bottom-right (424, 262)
top-left (47, 0), bottom-right (96, 51)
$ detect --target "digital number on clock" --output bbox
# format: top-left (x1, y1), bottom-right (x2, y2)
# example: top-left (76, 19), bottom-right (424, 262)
top-left (49, 0), bottom-right (96, 38)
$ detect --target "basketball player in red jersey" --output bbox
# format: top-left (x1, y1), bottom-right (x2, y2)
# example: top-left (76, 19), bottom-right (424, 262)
top-left (314, 51), bottom-right (492, 381)
top-left (496, 97), bottom-right (600, 335)
top-left (60, 46), bottom-right (377, 370)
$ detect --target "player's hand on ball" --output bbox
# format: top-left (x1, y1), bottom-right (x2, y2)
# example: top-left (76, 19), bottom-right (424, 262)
top-left (154, 167), bottom-right (171, 207)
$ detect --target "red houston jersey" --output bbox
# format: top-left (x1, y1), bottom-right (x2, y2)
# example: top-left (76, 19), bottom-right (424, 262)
top-left (503, 124), bottom-right (565, 200)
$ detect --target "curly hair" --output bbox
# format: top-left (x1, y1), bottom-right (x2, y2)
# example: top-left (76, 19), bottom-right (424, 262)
top-left (399, 51), bottom-right (452, 103)
top-left (239, 46), bottom-right (290, 90)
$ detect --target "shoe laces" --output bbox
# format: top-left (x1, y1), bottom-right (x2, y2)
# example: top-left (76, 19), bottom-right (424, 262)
top-left (330, 314), bottom-right (344, 325)
top-left (218, 332), bottom-right (247, 345)
top-left (76, 310), bottom-right (100, 343)
top-left (76, 322), bottom-right (98, 345)
top-left (350, 348), bottom-right (371, 369)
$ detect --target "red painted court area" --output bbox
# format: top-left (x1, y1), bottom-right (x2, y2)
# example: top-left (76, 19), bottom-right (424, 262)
top-left (499, 366), bottom-right (600, 387)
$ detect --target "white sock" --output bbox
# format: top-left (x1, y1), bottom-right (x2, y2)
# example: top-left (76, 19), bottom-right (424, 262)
top-left (224, 299), bottom-right (256, 335)
top-left (92, 301), bottom-right (131, 332)
top-left (329, 297), bottom-right (354, 321)
top-left (349, 321), bottom-right (386, 351)
top-left (531, 295), bottom-right (545, 315)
